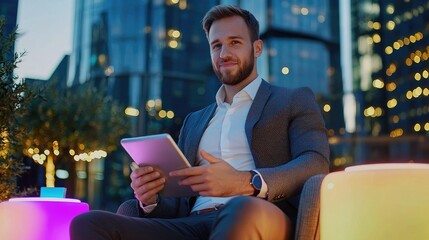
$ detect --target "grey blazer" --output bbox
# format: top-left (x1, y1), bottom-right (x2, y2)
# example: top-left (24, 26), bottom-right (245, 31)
top-left (143, 80), bottom-right (330, 223)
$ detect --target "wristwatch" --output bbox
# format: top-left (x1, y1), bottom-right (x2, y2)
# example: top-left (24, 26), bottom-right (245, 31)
top-left (250, 170), bottom-right (262, 197)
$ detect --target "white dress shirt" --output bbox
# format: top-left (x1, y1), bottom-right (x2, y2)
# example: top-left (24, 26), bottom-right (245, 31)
top-left (191, 76), bottom-right (268, 212)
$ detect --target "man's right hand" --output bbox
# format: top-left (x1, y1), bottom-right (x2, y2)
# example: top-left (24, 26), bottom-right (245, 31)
top-left (130, 163), bottom-right (166, 206)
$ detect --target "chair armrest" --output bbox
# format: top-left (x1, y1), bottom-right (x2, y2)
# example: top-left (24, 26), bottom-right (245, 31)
top-left (295, 174), bottom-right (326, 240)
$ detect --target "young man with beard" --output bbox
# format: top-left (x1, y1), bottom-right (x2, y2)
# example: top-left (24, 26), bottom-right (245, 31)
top-left (71, 5), bottom-right (329, 240)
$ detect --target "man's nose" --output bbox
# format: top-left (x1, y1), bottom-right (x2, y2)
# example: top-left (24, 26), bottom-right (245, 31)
top-left (219, 45), bottom-right (232, 59)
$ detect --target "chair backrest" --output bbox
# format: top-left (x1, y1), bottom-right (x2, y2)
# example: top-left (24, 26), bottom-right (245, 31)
top-left (320, 163), bottom-right (429, 240)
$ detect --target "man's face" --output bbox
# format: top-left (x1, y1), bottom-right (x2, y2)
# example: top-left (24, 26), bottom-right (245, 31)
top-left (208, 16), bottom-right (258, 86)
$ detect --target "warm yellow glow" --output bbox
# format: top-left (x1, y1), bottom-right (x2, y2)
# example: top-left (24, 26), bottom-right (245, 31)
top-left (178, 0), bottom-right (187, 9)
top-left (79, 144), bottom-right (85, 150)
top-left (168, 0), bottom-right (179, 4)
top-left (387, 98), bottom-right (397, 108)
top-left (424, 123), bottom-right (429, 131)
top-left (414, 123), bottom-right (421, 132)
top-left (98, 54), bottom-right (107, 66)
top-left (414, 73), bottom-right (422, 81)
top-left (423, 88), bottom-right (429, 96)
top-left (155, 99), bottom-right (162, 110)
top-left (321, 163), bottom-right (429, 240)
top-left (54, 150), bottom-right (60, 156)
top-left (410, 35), bottom-right (416, 43)
top-left (125, 107), bottom-right (140, 117)
top-left (166, 110), bottom-right (175, 119)
top-left (159, 110), bottom-right (167, 118)
top-left (422, 70), bottom-right (428, 79)
top-left (385, 46), bottom-right (393, 55)
top-left (392, 115), bottom-right (399, 123)
top-left (404, 37), bottom-right (410, 45)
top-left (413, 87), bottom-right (422, 98)
top-left (405, 58), bottom-right (412, 66)
top-left (386, 82), bottom-right (396, 92)
top-left (146, 100), bottom-right (155, 108)
top-left (414, 55), bottom-right (421, 63)
top-left (372, 34), bottom-right (381, 43)
top-left (372, 22), bottom-right (381, 30)
top-left (46, 154), bottom-right (55, 187)
top-left (386, 5), bottom-right (395, 14)
top-left (323, 104), bottom-right (331, 112)
top-left (393, 41), bottom-right (400, 49)
top-left (372, 79), bottom-right (384, 89)
top-left (406, 90), bottom-right (413, 99)
top-left (375, 107), bottom-right (382, 117)
top-left (386, 21), bottom-right (395, 30)
top-left (390, 128), bottom-right (403, 137)
top-left (168, 29), bottom-right (181, 38)
top-left (69, 149), bottom-right (75, 156)
top-left (416, 50), bottom-right (422, 57)
top-left (301, 7), bottom-right (309, 15)
top-left (281, 67), bottom-right (290, 75)
top-left (168, 40), bottom-right (178, 48)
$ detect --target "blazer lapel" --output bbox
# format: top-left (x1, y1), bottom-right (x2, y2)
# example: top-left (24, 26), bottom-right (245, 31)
top-left (188, 103), bottom-right (217, 164)
top-left (245, 80), bottom-right (271, 146)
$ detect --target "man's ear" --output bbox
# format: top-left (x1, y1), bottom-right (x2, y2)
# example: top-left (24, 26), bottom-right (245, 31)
top-left (253, 39), bottom-right (263, 58)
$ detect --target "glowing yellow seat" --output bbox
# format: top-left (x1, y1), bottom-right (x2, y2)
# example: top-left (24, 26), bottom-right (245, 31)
top-left (320, 163), bottom-right (429, 240)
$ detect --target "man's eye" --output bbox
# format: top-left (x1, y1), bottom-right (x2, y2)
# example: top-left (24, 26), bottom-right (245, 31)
top-left (212, 44), bottom-right (221, 50)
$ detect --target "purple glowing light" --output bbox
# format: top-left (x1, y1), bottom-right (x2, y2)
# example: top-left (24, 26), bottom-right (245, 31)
top-left (0, 197), bottom-right (89, 240)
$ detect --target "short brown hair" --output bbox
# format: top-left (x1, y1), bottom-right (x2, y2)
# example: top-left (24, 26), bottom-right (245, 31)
top-left (202, 5), bottom-right (260, 42)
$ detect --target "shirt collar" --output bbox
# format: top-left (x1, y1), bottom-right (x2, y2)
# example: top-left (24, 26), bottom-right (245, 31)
top-left (215, 76), bottom-right (263, 106)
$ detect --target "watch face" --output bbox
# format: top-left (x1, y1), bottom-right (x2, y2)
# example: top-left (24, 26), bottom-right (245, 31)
top-left (252, 174), bottom-right (262, 190)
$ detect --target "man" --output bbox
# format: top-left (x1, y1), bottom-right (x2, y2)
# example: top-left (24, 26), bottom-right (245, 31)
top-left (70, 5), bottom-right (329, 240)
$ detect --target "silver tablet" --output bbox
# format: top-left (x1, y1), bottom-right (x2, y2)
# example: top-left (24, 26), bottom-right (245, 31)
top-left (120, 133), bottom-right (197, 197)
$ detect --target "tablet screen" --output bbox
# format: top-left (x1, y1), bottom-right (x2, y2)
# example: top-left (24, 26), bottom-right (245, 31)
top-left (121, 133), bottom-right (197, 197)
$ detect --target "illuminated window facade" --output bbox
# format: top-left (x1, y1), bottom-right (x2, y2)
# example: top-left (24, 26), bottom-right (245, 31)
top-left (350, 0), bottom-right (429, 165)
top-left (231, 0), bottom-right (345, 137)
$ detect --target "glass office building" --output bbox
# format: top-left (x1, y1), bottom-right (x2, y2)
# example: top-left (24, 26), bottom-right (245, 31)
top-left (68, 0), bottom-right (219, 139)
top-left (0, 0), bottom-right (19, 54)
top-left (348, 0), bottom-right (429, 165)
top-left (230, 0), bottom-right (344, 137)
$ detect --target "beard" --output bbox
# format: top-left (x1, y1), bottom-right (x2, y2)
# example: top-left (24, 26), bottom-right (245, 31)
top-left (213, 49), bottom-right (255, 86)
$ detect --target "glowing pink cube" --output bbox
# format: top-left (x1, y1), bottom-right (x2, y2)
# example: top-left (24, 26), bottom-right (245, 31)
top-left (0, 197), bottom-right (89, 240)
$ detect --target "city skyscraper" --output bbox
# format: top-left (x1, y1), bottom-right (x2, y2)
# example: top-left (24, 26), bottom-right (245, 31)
top-left (348, 0), bottom-right (429, 165)
top-left (0, 0), bottom-right (19, 55)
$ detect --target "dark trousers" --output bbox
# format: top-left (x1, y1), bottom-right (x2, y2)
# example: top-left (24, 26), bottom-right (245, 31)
top-left (70, 196), bottom-right (291, 240)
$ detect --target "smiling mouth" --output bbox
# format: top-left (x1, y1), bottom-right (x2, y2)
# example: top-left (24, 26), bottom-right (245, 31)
top-left (219, 62), bottom-right (237, 68)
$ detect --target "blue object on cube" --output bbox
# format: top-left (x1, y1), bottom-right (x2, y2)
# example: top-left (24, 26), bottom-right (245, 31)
top-left (40, 187), bottom-right (67, 198)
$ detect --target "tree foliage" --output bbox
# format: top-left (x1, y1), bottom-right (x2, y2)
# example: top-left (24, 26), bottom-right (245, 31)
top-left (0, 19), bottom-right (38, 201)
top-left (18, 79), bottom-right (130, 188)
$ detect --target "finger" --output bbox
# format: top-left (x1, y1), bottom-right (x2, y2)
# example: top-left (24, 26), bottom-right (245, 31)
top-left (133, 177), bottom-right (166, 196)
top-left (131, 171), bottom-right (163, 189)
top-left (130, 166), bottom-right (154, 179)
top-left (179, 175), bottom-right (205, 186)
top-left (136, 184), bottom-right (164, 204)
top-left (200, 150), bottom-right (221, 164)
top-left (169, 166), bottom-right (204, 177)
